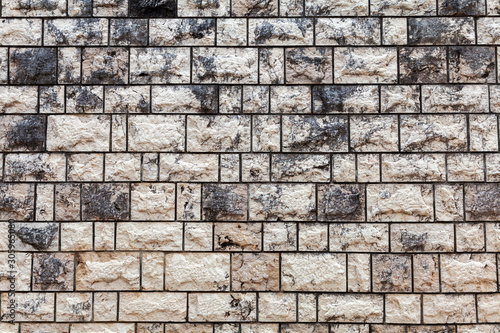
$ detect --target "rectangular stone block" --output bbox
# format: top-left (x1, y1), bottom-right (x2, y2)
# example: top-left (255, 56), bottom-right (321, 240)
top-left (130, 47), bottom-right (191, 83)
top-left (382, 154), bottom-right (446, 182)
top-left (128, 115), bottom-right (185, 152)
top-left (272, 154), bottom-right (330, 182)
top-left (116, 222), bottom-right (182, 250)
top-left (316, 18), bottom-right (380, 45)
top-left (44, 19), bottom-right (108, 45)
top-left (0, 19), bottom-right (42, 45)
top-left (150, 19), bottom-right (215, 46)
top-left (286, 47), bottom-right (333, 84)
top-left (193, 48), bottom-right (258, 83)
top-left (47, 115), bottom-right (110, 151)
top-left (119, 292), bottom-right (187, 321)
top-left (313, 85), bottom-right (378, 114)
top-left (391, 223), bottom-right (454, 252)
top-left (249, 18), bottom-right (314, 45)
top-left (152, 85), bottom-right (217, 114)
top-left (330, 223), bottom-right (388, 252)
top-left (423, 295), bottom-right (476, 324)
top-left (318, 294), bottom-right (383, 323)
top-left (189, 293), bottom-right (257, 322)
top-left (408, 18), bottom-right (475, 45)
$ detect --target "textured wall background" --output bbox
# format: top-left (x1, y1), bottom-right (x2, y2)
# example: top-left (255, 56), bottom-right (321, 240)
top-left (0, 0), bottom-right (500, 332)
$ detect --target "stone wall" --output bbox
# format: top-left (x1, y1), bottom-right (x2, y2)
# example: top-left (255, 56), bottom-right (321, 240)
top-left (0, 0), bottom-right (500, 331)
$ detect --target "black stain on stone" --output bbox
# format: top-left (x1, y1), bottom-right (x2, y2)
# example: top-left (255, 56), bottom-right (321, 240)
top-left (400, 231), bottom-right (428, 251)
top-left (111, 19), bottom-right (148, 45)
top-left (0, 185), bottom-right (34, 221)
top-left (466, 185), bottom-right (500, 221)
top-left (10, 48), bottom-right (57, 84)
top-left (439, 0), bottom-right (484, 16)
top-left (82, 184), bottom-right (129, 221)
top-left (319, 185), bottom-right (364, 221)
top-left (399, 47), bottom-right (447, 84)
top-left (67, 87), bottom-right (103, 113)
top-left (130, 0), bottom-right (177, 17)
top-left (15, 223), bottom-right (58, 250)
top-left (202, 184), bottom-right (247, 221)
top-left (449, 46), bottom-right (495, 81)
top-left (33, 253), bottom-right (72, 291)
top-left (313, 86), bottom-right (360, 113)
top-left (6, 115), bottom-right (46, 151)
top-left (190, 85), bottom-right (218, 113)
top-left (287, 116), bottom-right (348, 152)
top-left (408, 18), bottom-right (473, 45)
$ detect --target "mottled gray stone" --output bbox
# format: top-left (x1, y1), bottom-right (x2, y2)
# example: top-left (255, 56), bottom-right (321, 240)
top-left (82, 183), bottom-right (129, 221)
top-left (449, 47), bottom-right (496, 83)
top-left (316, 18), bottom-right (380, 45)
top-left (178, 0), bottom-right (230, 16)
top-left (66, 86), bottom-right (103, 113)
top-left (391, 223), bottom-right (454, 252)
top-left (10, 48), bottom-right (57, 84)
top-left (130, 47), bottom-right (191, 84)
top-left (286, 47), bottom-right (332, 84)
top-left (249, 18), bottom-right (313, 45)
top-left (422, 85), bottom-right (489, 113)
top-left (15, 223), bottom-right (58, 251)
top-left (150, 19), bottom-right (215, 46)
top-left (203, 184), bottom-right (248, 221)
top-left (260, 48), bottom-right (285, 84)
top-left (0, 184), bottom-right (34, 221)
top-left (330, 223), bottom-right (388, 252)
top-left (0, 115), bottom-right (46, 152)
top-left (44, 19), bottom-right (108, 45)
top-left (282, 115), bottom-right (348, 152)
top-left (2, 0), bottom-right (66, 16)
top-left (110, 19), bottom-right (148, 46)
top-left (33, 253), bottom-right (74, 291)
top-left (305, 0), bottom-right (368, 16)
top-left (232, 0), bottom-right (278, 16)
top-left (82, 48), bottom-right (128, 84)
top-left (39, 86), bottom-right (64, 114)
top-left (272, 154), bottom-right (330, 182)
top-left (372, 254), bottom-right (412, 292)
top-left (318, 185), bottom-right (365, 221)
top-left (399, 47), bottom-right (447, 84)
top-left (313, 86), bottom-right (378, 114)
top-left (105, 86), bottom-right (150, 113)
top-left (334, 47), bottom-right (397, 83)
top-left (130, 0), bottom-right (176, 17)
top-left (350, 115), bottom-right (399, 152)
top-left (5, 153), bottom-right (66, 182)
top-left (271, 86), bottom-right (310, 114)
top-left (438, 0), bottom-right (485, 15)
top-left (371, 0), bottom-right (436, 15)
top-left (408, 17), bottom-right (474, 45)
top-left (381, 85), bottom-right (420, 113)
top-left (465, 184), bottom-right (500, 221)
top-left (193, 47), bottom-right (258, 83)
top-left (243, 86), bottom-right (269, 113)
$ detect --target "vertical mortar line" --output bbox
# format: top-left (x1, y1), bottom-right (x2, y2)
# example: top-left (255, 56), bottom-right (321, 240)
top-left (446, 46), bottom-right (450, 83)
top-left (345, 253), bottom-right (349, 293)
top-left (410, 253), bottom-right (414, 293)
top-left (116, 292), bottom-right (120, 321)
top-left (438, 253), bottom-right (442, 292)
top-left (496, 253), bottom-right (499, 292)
top-left (139, 251), bottom-right (143, 290)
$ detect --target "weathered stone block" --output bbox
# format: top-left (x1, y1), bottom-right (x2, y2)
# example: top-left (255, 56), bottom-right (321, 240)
top-left (66, 86), bottom-right (103, 113)
top-left (391, 223), bottom-right (454, 252)
top-left (150, 19), bottom-right (215, 46)
top-left (318, 184), bottom-right (365, 221)
top-left (0, 19), bottom-right (42, 45)
top-left (449, 47), bottom-right (496, 83)
top-left (110, 19), bottom-right (148, 46)
top-left (160, 154), bottom-right (218, 181)
top-left (330, 223), bottom-right (388, 252)
top-left (408, 18), bottom-right (475, 45)
top-left (350, 115), bottom-right (399, 151)
top-left (130, 47), bottom-right (191, 83)
top-left (0, 115), bottom-right (46, 151)
top-left (249, 18), bottom-right (313, 45)
top-left (130, 0), bottom-right (176, 17)
top-left (116, 222), bottom-right (182, 250)
top-left (203, 184), bottom-right (248, 221)
top-left (10, 48), bottom-right (57, 84)
top-left (318, 294), bottom-right (383, 323)
top-left (272, 154), bottom-right (330, 182)
top-left (313, 85), bottom-right (378, 114)
top-left (232, 0), bottom-right (278, 16)
top-left (33, 253), bottom-right (74, 291)
top-left (232, 253), bottom-right (279, 291)
top-left (82, 47), bottom-right (128, 84)
top-left (465, 184), bottom-right (500, 221)
top-left (214, 222), bottom-right (262, 251)
top-left (0, 183), bottom-right (34, 221)
top-left (119, 292), bottom-right (187, 321)
top-left (45, 19), bottom-right (108, 45)
top-left (423, 295), bottom-right (476, 324)
top-left (286, 47), bottom-right (333, 83)
top-left (47, 115), bottom-right (110, 151)
top-left (259, 293), bottom-right (297, 322)
top-left (189, 293), bottom-right (257, 322)
top-left (382, 154), bottom-right (446, 182)
top-left (399, 47), bottom-right (447, 84)
top-left (128, 115), bottom-right (185, 151)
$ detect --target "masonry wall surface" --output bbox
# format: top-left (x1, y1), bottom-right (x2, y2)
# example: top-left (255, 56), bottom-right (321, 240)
top-left (1, 0), bottom-right (500, 332)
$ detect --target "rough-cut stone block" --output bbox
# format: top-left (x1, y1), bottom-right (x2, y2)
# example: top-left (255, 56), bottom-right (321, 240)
top-left (178, 0), bottom-right (230, 16)
top-left (283, 115), bottom-right (348, 152)
top-left (372, 254), bottom-right (412, 292)
top-left (306, 0), bottom-right (368, 15)
top-left (391, 223), bottom-right (454, 252)
top-left (260, 48), bottom-right (285, 84)
top-left (382, 154), bottom-right (446, 182)
top-left (76, 252), bottom-right (140, 290)
top-left (45, 19), bottom-right (108, 45)
top-left (58, 48), bottom-right (81, 83)
top-left (128, 115), bottom-right (185, 152)
top-left (232, 0), bottom-right (278, 16)
top-left (318, 185), bottom-right (365, 221)
top-left (408, 18), bottom-right (475, 45)
top-left (286, 47), bottom-right (333, 84)
top-left (3, 0), bottom-right (66, 16)
top-left (313, 85), bottom-right (378, 114)
top-left (214, 222), bottom-right (262, 251)
top-left (335, 47), bottom-right (397, 83)
top-left (330, 223), bottom-right (388, 252)
top-left (203, 184), bottom-right (247, 221)
top-left (400, 47), bottom-right (447, 84)
top-left (116, 222), bottom-right (182, 250)
top-left (5, 153), bottom-right (66, 182)
top-left (130, 47), bottom-right (191, 83)
top-left (249, 19), bottom-right (313, 45)
top-left (150, 19), bottom-right (215, 46)
top-left (263, 222), bottom-right (297, 251)
top-left (242, 154), bottom-right (270, 182)
top-left (160, 154), bottom-right (218, 181)
top-left (66, 86), bottom-right (103, 113)
top-left (55, 183), bottom-right (80, 221)
top-left (0, 19), bottom-right (42, 45)
top-left (423, 295), bottom-right (476, 324)
top-left (187, 115), bottom-right (251, 152)
top-left (439, 0), bottom-right (485, 15)
top-left (232, 253), bottom-right (279, 291)
top-left (400, 115), bottom-right (468, 152)
top-left (316, 18), bottom-right (379, 45)
top-left (386, 294), bottom-right (421, 324)
top-left (105, 86), bottom-right (149, 113)
top-left (465, 184), bottom-right (500, 221)
top-left (318, 294), bottom-right (383, 323)
top-left (477, 18), bottom-right (500, 44)
top-left (10, 48), bottom-right (57, 84)
top-left (282, 253), bottom-right (346, 291)
top-left (119, 292), bottom-right (187, 321)
top-left (250, 184), bottom-right (315, 221)
top-left (217, 18), bottom-right (247, 46)
top-left (0, 184), bottom-right (34, 221)
top-left (272, 154), bottom-right (330, 182)
top-left (33, 253), bottom-right (74, 291)
top-left (470, 114), bottom-right (499, 152)
top-left (441, 254), bottom-right (497, 292)
top-left (1, 293), bottom-right (54, 321)
top-left (82, 183), bottom-right (129, 221)
top-left (130, 0), bottom-right (176, 17)
top-left (0, 115), bottom-right (46, 151)
top-left (449, 47), bottom-right (496, 83)
top-left (110, 19), bottom-right (148, 46)
top-left (414, 254), bottom-right (440, 292)
top-left (189, 293), bottom-right (257, 322)
top-left (259, 293), bottom-right (297, 322)
top-left (422, 85), bottom-right (489, 113)
top-left (456, 223), bottom-right (485, 252)
top-left (350, 115), bottom-right (399, 151)
top-left (383, 18), bottom-right (407, 45)
top-left (56, 292), bottom-right (92, 322)
top-left (193, 48), bottom-right (258, 83)
top-left (165, 253), bottom-right (230, 291)
top-left (367, 184), bottom-right (434, 222)
top-left (371, 0), bottom-right (436, 15)
top-left (47, 115), bottom-right (110, 151)
top-left (82, 48), bottom-right (128, 84)
top-left (153, 85), bottom-right (217, 113)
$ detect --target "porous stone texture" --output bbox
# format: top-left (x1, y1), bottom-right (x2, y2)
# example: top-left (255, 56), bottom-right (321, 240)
top-left (2, 0), bottom-right (499, 330)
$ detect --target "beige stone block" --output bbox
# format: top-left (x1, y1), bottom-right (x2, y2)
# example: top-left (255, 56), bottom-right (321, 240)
top-left (386, 295), bottom-right (421, 324)
top-left (177, 183), bottom-right (201, 221)
top-left (188, 293), bottom-right (257, 322)
top-left (330, 223), bottom-right (389, 252)
top-left (423, 294), bottom-right (476, 324)
top-left (298, 293), bottom-right (316, 322)
top-left (348, 253), bottom-right (371, 293)
top-left (391, 223), bottom-right (454, 252)
top-left (76, 252), bottom-right (140, 291)
top-left (116, 222), bottom-right (182, 251)
top-left (142, 252), bottom-right (164, 291)
top-left (165, 253), bottom-right (230, 291)
top-left (333, 154), bottom-right (356, 182)
top-left (214, 223), bottom-right (262, 251)
top-left (282, 253), bottom-right (346, 291)
top-left (413, 254), bottom-right (440, 293)
top-left (47, 115), bottom-right (110, 151)
top-left (299, 223), bottom-right (328, 251)
top-left (56, 293), bottom-right (92, 322)
top-left (441, 254), bottom-right (497, 292)
top-left (435, 184), bottom-right (464, 221)
top-left (259, 293), bottom-right (296, 322)
top-left (456, 223), bottom-right (485, 252)
top-left (35, 184), bottom-right (54, 221)
top-left (68, 153), bottom-right (104, 182)
top-left (184, 222), bottom-right (213, 251)
top-left (372, 254), bottom-right (412, 292)
top-left (128, 115), bottom-right (185, 152)
top-left (478, 294), bottom-right (500, 323)
top-left (94, 292), bottom-right (118, 321)
top-left (105, 153), bottom-right (141, 181)
top-left (232, 253), bottom-right (279, 291)
top-left (131, 183), bottom-right (175, 221)
top-left (94, 222), bottom-right (114, 251)
top-left (447, 154), bottom-right (485, 182)
top-left (318, 294), bottom-right (383, 323)
top-left (160, 154), bottom-right (218, 181)
top-left (263, 222), bottom-right (297, 251)
top-left (0, 252), bottom-right (31, 291)
top-left (61, 222), bottom-right (93, 251)
top-left (1, 293), bottom-right (54, 321)
top-left (70, 323), bottom-right (134, 333)
top-left (335, 47), bottom-right (397, 84)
